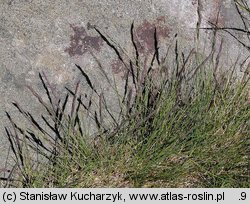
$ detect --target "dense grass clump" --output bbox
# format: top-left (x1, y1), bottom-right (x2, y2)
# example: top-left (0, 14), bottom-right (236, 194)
top-left (4, 70), bottom-right (249, 187)
top-left (3, 59), bottom-right (249, 187)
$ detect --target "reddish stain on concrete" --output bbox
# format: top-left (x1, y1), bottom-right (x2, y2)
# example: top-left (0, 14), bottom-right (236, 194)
top-left (110, 17), bottom-right (171, 76)
top-left (208, 0), bottom-right (225, 27)
top-left (111, 60), bottom-right (124, 74)
top-left (156, 16), bottom-right (166, 23)
top-left (111, 59), bottom-right (129, 80)
top-left (191, 0), bottom-right (198, 5)
top-left (134, 17), bottom-right (171, 54)
top-left (65, 24), bottom-right (103, 57)
top-left (208, 15), bottom-right (225, 27)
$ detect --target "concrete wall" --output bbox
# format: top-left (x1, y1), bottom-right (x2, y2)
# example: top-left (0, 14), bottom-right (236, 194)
top-left (0, 0), bottom-right (249, 168)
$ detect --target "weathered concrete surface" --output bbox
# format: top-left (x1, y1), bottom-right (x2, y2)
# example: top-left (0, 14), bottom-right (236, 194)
top-left (0, 0), bottom-right (249, 174)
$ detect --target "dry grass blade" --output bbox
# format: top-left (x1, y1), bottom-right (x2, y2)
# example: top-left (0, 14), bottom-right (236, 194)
top-left (12, 102), bottom-right (28, 117)
top-left (99, 93), bottom-right (103, 125)
top-left (26, 85), bottom-right (53, 116)
top-left (213, 39), bottom-right (224, 88)
top-left (205, 20), bottom-right (250, 51)
top-left (101, 94), bottom-right (119, 126)
top-left (94, 27), bottom-right (125, 67)
top-left (178, 48), bottom-right (195, 77)
top-left (41, 115), bottom-right (57, 136)
top-left (59, 94), bottom-right (69, 122)
top-left (200, 26), bottom-right (250, 35)
top-left (75, 64), bottom-right (98, 94)
top-left (74, 116), bottom-right (83, 136)
top-left (148, 52), bottom-right (156, 75)
top-left (126, 88), bottom-right (133, 116)
top-left (154, 27), bottom-right (160, 65)
top-left (74, 95), bottom-right (82, 126)
top-left (175, 37), bottom-right (179, 77)
top-left (187, 51), bottom-right (214, 81)
top-left (4, 127), bottom-right (18, 165)
top-left (39, 73), bottom-right (54, 111)
top-left (71, 80), bottom-right (81, 118)
top-left (234, 0), bottom-right (249, 37)
top-left (66, 88), bottom-right (105, 128)
top-left (90, 52), bottom-right (113, 86)
top-left (131, 22), bottom-right (140, 67)
top-left (77, 96), bottom-right (88, 111)
top-left (41, 71), bottom-right (58, 100)
top-left (94, 111), bottom-right (101, 129)
top-left (5, 112), bottom-right (24, 167)
top-left (27, 112), bottom-right (46, 134)
top-left (122, 70), bottom-right (130, 103)
top-left (196, 0), bottom-right (202, 39)
top-left (26, 131), bottom-right (52, 154)
top-left (129, 60), bottom-right (137, 88)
